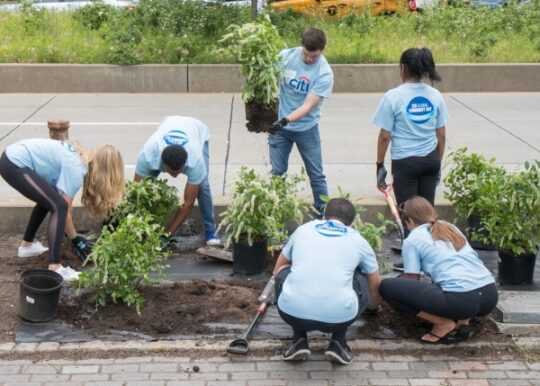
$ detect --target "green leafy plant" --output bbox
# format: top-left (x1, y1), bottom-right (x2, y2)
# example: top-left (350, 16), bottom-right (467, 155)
top-left (321, 187), bottom-right (391, 252)
top-left (78, 214), bottom-right (170, 313)
top-left (78, 178), bottom-right (179, 312)
top-left (109, 177), bottom-right (179, 227)
top-left (219, 167), bottom-right (310, 247)
top-left (475, 160), bottom-right (540, 256)
top-left (444, 147), bottom-right (506, 220)
top-left (219, 14), bottom-right (285, 104)
top-left (73, 1), bottom-right (117, 30)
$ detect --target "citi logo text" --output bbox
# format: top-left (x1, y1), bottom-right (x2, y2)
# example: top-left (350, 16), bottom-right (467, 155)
top-left (289, 76), bottom-right (311, 92)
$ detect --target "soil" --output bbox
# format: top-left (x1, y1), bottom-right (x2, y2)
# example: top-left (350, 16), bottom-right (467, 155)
top-left (245, 99), bottom-right (278, 133)
top-left (58, 280), bottom-right (262, 337)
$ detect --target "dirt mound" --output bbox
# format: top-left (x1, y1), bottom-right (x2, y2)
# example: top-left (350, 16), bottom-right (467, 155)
top-left (58, 280), bottom-right (263, 337)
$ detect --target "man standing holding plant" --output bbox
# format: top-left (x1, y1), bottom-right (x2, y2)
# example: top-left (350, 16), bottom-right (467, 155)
top-left (269, 27), bottom-right (334, 215)
top-left (134, 116), bottom-right (220, 246)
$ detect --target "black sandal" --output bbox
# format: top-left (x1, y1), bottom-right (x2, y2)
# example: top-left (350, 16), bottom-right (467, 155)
top-left (420, 330), bottom-right (465, 344)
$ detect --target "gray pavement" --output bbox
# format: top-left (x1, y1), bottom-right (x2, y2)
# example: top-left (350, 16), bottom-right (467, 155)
top-left (0, 92), bottom-right (539, 211)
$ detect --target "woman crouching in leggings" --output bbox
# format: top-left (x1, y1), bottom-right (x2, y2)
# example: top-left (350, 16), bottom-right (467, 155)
top-left (379, 196), bottom-right (498, 344)
top-left (0, 138), bottom-right (125, 281)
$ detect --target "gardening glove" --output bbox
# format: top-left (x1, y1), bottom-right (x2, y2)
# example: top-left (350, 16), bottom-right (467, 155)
top-left (71, 235), bottom-right (93, 263)
top-left (362, 306), bottom-right (381, 317)
top-left (269, 117), bottom-right (289, 134)
top-left (376, 162), bottom-right (387, 190)
top-left (158, 235), bottom-right (176, 251)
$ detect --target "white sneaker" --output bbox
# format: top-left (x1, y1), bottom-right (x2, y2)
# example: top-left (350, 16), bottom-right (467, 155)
top-left (206, 237), bottom-right (222, 247)
top-left (54, 266), bottom-right (80, 282)
top-left (18, 241), bottom-right (49, 258)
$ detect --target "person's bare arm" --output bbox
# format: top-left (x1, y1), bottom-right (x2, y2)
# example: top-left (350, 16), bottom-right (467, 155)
top-left (165, 183), bottom-right (199, 236)
top-left (403, 273), bottom-right (420, 280)
top-left (366, 270), bottom-right (382, 309)
top-left (272, 252), bottom-right (291, 276)
top-left (60, 192), bottom-right (77, 238)
top-left (133, 173), bottom-right (144, 182)
top-left (285, 93), bottom-right (322, 122)
top-left (436, 126), bottom-right (446, 160)
top-left (376, 129), bottom-right (391, 164)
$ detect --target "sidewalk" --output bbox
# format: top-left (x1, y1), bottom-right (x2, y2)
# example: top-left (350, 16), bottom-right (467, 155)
top-left (0, 339), bottom-right (539, 386)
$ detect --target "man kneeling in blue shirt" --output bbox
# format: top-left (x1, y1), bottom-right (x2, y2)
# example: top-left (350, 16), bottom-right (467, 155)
top-left (273, 198), bottom-right (382, 365)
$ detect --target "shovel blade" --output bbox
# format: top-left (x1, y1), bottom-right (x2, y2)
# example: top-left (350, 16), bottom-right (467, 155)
top-left (227, 338), bottom-right (250, 355)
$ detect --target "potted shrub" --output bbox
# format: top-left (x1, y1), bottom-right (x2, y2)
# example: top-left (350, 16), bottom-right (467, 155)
top-left (444, 148), bottom-right (505, 250)
top-left (475, 160), bottom-right (540, 285)
top-left (220, 15), bottom-right (285, 133)
top-left (219, 167), bottom-right (310, 275)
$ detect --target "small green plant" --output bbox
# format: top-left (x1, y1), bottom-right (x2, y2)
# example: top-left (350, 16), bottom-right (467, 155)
top-left (78, 214), bottom-right (169, 313)
top-left (444, 147), bottom-right (506, 220)
top-left (475, 160), bottom-right (540, 256)
top-left (219, 167), bottom-right (310, 247)
top-left (109, 177), bottom-right (179, 227)
top-left (220, 14), bottom-right (285, 104)
top-left (321, 187), bottom-right (391, 252)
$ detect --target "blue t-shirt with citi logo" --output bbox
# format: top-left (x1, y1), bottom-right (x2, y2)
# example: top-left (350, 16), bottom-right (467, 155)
top-left (372, 82), bottom-right (448, 160)
top-left (278, 47), bottom-right (334, 132)
top-left (135, 116), bottom-right (209, 185)
top-left (5, 138), bottom-right (87, 198)
top-left (278, 219), bottom-right (379, 323)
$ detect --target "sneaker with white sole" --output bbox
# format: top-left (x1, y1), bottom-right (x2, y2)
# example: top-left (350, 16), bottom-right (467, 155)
top-left (324, 339), bottom-right (353, 365)
top-left (54, 266), bottom-right (80, 282)
top-left (205, 231), bottom-right (222, 247)
top-left (282, 337), bottom-right (311, 361)
top-left (18, 241), bottom-right (49, 258)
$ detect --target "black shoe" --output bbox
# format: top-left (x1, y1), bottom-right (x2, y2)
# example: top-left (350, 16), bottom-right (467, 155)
top-left (282, 337), bottom-right (310, 361)
top-left (393, 261), bottom-right (404, 272)
top-left (324, 339), bottom-right (353, 365)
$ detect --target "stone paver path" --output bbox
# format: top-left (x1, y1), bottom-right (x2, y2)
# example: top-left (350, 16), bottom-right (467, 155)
top-left (1, 350), bottom-right (539, 386)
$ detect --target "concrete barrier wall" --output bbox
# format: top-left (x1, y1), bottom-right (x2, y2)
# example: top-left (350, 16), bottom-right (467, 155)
top-left (0, 64), bottom-right (538, 93)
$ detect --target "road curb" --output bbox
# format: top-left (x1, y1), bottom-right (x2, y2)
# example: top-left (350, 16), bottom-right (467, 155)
top-left (0, 337), bottom-right (532, 356)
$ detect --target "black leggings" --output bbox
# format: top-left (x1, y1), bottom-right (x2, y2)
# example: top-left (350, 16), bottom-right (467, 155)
top-left (0, 152), bottom-right (67, 264)
top-left (392, 148), bottom-right (440, 207)
top-left (275, 267), bottom-right (370, 344)
top-left (379, 278), bottom-right (498, 321)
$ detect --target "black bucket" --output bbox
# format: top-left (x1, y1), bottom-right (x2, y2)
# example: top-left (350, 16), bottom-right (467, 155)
top-left (19, 269), bottom-right (63, 322)
top-left (467, 214), bottom-right (496, 251)
top-left (233, 238), bottom-right (268, 275)
top-left (498, 249), bottom-right (537, 286)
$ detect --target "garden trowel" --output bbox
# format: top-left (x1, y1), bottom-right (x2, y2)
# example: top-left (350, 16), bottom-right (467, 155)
top-left (195, 246), bottom-right (233, 263)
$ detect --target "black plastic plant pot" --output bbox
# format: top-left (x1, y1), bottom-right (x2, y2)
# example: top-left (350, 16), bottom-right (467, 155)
top-left (19, 269), bottom-right (63, 322)
top-left (233, 238), bottom-right (268, 275)
top-left (467, 214), bottom-right (496, 251)
top-left (498, 249), bottom-right (537, 286)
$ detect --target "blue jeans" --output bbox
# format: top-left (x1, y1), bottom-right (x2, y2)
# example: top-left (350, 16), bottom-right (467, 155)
top-left (268, 124), bottom-right (328, 212)
top-left (198, 141), bottom-right (216, 235)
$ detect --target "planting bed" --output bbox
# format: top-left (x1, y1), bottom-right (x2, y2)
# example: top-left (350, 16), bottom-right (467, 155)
top-left (0, 231), bottom-right (518, 348)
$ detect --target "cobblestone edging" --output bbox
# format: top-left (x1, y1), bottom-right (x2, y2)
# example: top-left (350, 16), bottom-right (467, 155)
top-left (0, 337), bottom-right (538, 355)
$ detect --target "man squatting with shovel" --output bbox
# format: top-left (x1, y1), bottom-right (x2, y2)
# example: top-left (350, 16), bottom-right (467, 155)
top-left (272, 198), bottom-right (382, 365)
top-left (134, 116), bottom-right (221, 246)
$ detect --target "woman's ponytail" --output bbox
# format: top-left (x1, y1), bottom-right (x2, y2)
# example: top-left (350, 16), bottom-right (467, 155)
top-left (400, 47), bottom-right (441, 84)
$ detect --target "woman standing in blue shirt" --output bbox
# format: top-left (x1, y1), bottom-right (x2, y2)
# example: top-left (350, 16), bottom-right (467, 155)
top-left (379, 196), bottom-right (498, 344)
top-left (0, 139), bottom-right (125, 281)
top-left (373, 48), bottom-right (448, 207)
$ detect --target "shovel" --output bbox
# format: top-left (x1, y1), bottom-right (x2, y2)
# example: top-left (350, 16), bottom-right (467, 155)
top-left (195, 246), bottom-right (233, 263)
top-left (379, 183), bottom-right (405, 244)
top-left (227, 277), bottom-right (275, 355)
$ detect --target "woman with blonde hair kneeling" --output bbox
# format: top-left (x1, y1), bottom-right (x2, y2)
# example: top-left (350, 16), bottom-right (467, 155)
top-left (379, 196), bottom-right (498, 343)
top-left (0, 139), bottom-right (125, 281)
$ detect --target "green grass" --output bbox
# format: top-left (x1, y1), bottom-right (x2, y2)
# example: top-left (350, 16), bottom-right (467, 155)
top-left (0, 0), bottom-right (538, 64)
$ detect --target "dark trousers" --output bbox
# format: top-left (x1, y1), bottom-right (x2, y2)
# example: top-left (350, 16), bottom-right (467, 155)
top-left (379, 278), bottom-right (498, 321)
top-left (275, 267), bottom-right (370, 343)
top-left (0, 152), bottom-right (67, 264)
top-left (391, 148), bottom-right (440, 207)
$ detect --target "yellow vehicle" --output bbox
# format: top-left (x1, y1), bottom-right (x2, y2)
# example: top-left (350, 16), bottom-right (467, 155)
top-left (270, 0), bottom-right (403, 17)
